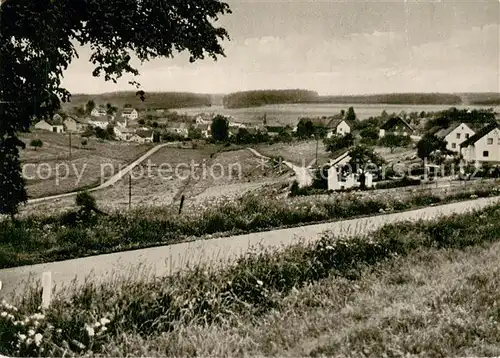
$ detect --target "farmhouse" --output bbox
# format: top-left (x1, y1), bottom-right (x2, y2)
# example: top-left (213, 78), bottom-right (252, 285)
top-left (91, 107), bottom-right (107, 117)
top-left (460, 122), bottom-right (500, 164)
top-left (63, 117), bottom-right (87, 133)
top-left (34, 116), bottom-right (65, 133)
top-left (129, 130), bottom-right (154, 144)
top-left (114, 127), bottom-right (135, 141)
top-left (434, 122), bottom-right (475, 153)
top-left (379, 117), bottom-right (414, 137)
top-left (89, 116), bottom-right (112, 129)
top-left (326, 119), bottom-right (351, 138)
top-left (121, 108), bottom-right (138, 120)
top-left (165, 122), bottom-right (189, 138)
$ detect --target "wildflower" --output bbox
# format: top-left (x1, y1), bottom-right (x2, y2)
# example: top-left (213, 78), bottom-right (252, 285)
top-left (26, 338), bottom-right (33, 346)
top-left (0, 311), bottom-right (7, 317)
top-left (84, 324), bottom-right (95, 337)
top-left (18, 333), bottom-right (27, 341)
top-left (256, 280), bottom-right (263, 286)
top-left (99, 317), bottom-right (111, 326)
top-left (100, 326), bottom-right (108, 333)
top-left (28, 329), bottom-right (35, 336)
top-left (56, 328), bottom-right (62, 334)
top-left (34, 333), bottom-right (43, 346)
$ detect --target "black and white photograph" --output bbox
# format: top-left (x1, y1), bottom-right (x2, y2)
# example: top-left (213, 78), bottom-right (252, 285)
top-left (0, 0), bottom-right (499, 356)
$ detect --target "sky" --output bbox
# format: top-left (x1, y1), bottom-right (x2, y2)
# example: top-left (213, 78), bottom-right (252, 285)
top-left (61, 0), bottom-right (500, 95)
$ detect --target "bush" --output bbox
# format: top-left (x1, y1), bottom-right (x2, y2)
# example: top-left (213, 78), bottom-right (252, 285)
top-left (29, 139), bottom-right (43, 150)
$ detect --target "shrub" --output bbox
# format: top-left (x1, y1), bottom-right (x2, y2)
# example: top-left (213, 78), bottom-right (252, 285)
top-left (29, 139), bottom-right (43, 150)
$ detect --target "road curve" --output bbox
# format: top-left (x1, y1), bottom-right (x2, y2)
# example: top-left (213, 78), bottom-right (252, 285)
top-left (26, 143), bottom-right (172, 205)
top-left (1, 196), bottom-right (499, 299)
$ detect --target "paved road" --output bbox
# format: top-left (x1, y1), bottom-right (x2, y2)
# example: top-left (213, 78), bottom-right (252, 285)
top-left (247, 148), bottom-right (313, 187)
top-left (1, 196), bottom-right (498, 299)
top-left (26, 143), bottom-right (171, 205)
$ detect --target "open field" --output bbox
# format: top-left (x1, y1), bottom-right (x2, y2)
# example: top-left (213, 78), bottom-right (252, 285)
top-left (1, 204), bottom-right (500, 356)
top-left (256, 140), bottom-right (331, 166)
top-left (19, 131), bottom-right (152, 198)
top-left (173, 103), bottom-right (494, 124)
top-left (19, 144), bottom-right (289, 214)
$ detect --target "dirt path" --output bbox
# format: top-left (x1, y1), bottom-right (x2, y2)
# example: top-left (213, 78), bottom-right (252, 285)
top-left (1, 196), bottom-right (498, 299)
top-left (247, 148), bottom-right (313, 187)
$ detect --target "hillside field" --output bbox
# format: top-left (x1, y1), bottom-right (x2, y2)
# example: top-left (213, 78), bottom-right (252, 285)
top-left (19, 130), bottom-right (152, 198)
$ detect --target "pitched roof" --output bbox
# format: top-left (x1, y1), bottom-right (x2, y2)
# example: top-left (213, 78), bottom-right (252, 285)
top-left (380, 117), bottom-right (414, 132)
top-left (326, 118), bottom-right (348, 129)
top-left (165, 122), bottom-right (188, 130)
top-left (460, 122), bottom-right (500, 148)
top-left (434, 122), bottom-right (461, 139)
top-left (136, 129), bottom-right (153, 138)
top-left (122, 108), bottom-right (136, 114)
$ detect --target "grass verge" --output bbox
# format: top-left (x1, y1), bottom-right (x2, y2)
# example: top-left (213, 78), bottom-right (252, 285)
top-left (1, 184), bottom-right (499, 269)
top-left (0, 204), bottom-right (499, 356)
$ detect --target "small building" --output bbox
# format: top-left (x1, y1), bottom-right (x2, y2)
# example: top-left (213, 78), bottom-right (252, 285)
top-left (129, 129), bottom-right (154, 144)
top-left (114, 127), bottom-right (135, 141)
top-left (165, 122), bottom-right (189, 138)
top-left (34, 116), bottom-right (65, 133)
top-left (91, 107), bottom-right (107, 117)
top-left (434, 122), bottom-right (475, 153)
top-left (379, 117), bottom-right (414, 138)
top-left (89, 116), bottom-right (112, 129)
top-left (460, 122), bottom-right (500, 164)
top-left (326, 119), bottom-right (351, 139)
top-left (63, 117), bottom-right (87, 133)
top-left (121, 108), bottom-right (138, 120)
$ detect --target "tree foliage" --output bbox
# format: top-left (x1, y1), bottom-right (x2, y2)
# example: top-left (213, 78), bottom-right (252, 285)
top-left (379, 133), bottom-right (411, 153)
top-left (211, 115), bottom-right (229, 142)
top-left (0, 0), bottom-right (231, 215)
top-left (345, 106), bottom-right (356, 121)
top-left (416, 134), bottom-right (448, 161)
top-left (324, 133), bottom-right (354, 153)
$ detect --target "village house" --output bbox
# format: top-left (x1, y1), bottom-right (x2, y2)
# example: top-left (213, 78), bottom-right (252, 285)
top-left (34, 115), bottom-right (65, 133)
top-left (434, 122), bottom-right (475, 153)
top-left (197, 123), bottom-right (211, 138)
top-left (115, 116), bottom-right (129, 129)
top-left (114, 127), bottom-right (136, 141)
top-left (121, 108), bottom-right (138, 120)
top-left (165, 122), bottom-right (189, 138)
top-left (129, 129), bottom-right (154, 144)
top-left (326, 119), bottom-right (351, 139)
top-left (460, 122), bottom-right (500, 164)
top-left (379, 117), bottom-right (414, 138)
top-left (195, 116), bottom-right (210, 125)
top-left (89, 116), bottom-right (112, 129)
top-left (63, 116), bottom-right (88, 133)
top-left (91, 107), bottom-right (107, 117)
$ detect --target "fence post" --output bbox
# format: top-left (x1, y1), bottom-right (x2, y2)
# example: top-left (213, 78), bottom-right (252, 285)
top-left (41, 271), bottom-right (52, 309)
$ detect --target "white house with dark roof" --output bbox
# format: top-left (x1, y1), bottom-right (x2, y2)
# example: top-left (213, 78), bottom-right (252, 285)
top-left (460, 123), bottom-right (500, 164)
top-left (121, 108), bottom-right (138, 120)
top-left (91, 107), bottom-right (107, 117)
top-left (434, 122), bottom-right (475, 153)
top-left (129, 129), bottom-right (154, 144)
top-left (89, 116), bottom-right (112, 129)
top-left (326, 118), bottom-right (351, 138)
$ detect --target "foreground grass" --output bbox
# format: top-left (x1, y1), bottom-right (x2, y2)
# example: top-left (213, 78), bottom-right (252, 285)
top-left (1, 204), bottom-right (500, 356)
top-left (1, 183), bottom-right (499, 268)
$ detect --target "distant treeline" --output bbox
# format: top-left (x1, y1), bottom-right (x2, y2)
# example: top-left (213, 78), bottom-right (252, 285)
top-left (223, 89), bottom-right (318, 108)
top-left (222, 90), bottom-right (467, 108)
top-left (63, 92), bottom-right (219, 110)
top-left (460, 93), bottom-right (500, 106)
top-left (313, 93), bottom-right (463, 105)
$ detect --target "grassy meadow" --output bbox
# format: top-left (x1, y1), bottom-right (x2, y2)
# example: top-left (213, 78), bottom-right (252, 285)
top-left (1, 203), bottom-right (500, 357)
top-left (20, 131), bottom-right (153, 198)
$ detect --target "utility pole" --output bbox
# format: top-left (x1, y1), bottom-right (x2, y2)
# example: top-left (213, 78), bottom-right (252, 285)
top-left (315, 134), bottom-right (319, 168)
top-left (128, 174), bottom-right (132, 210)
top-left (68, 132), bottom-right (72, 160)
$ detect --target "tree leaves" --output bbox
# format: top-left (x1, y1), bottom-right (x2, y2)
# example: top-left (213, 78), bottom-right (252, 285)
top-left (0, 0), bottom-right (231, 215)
